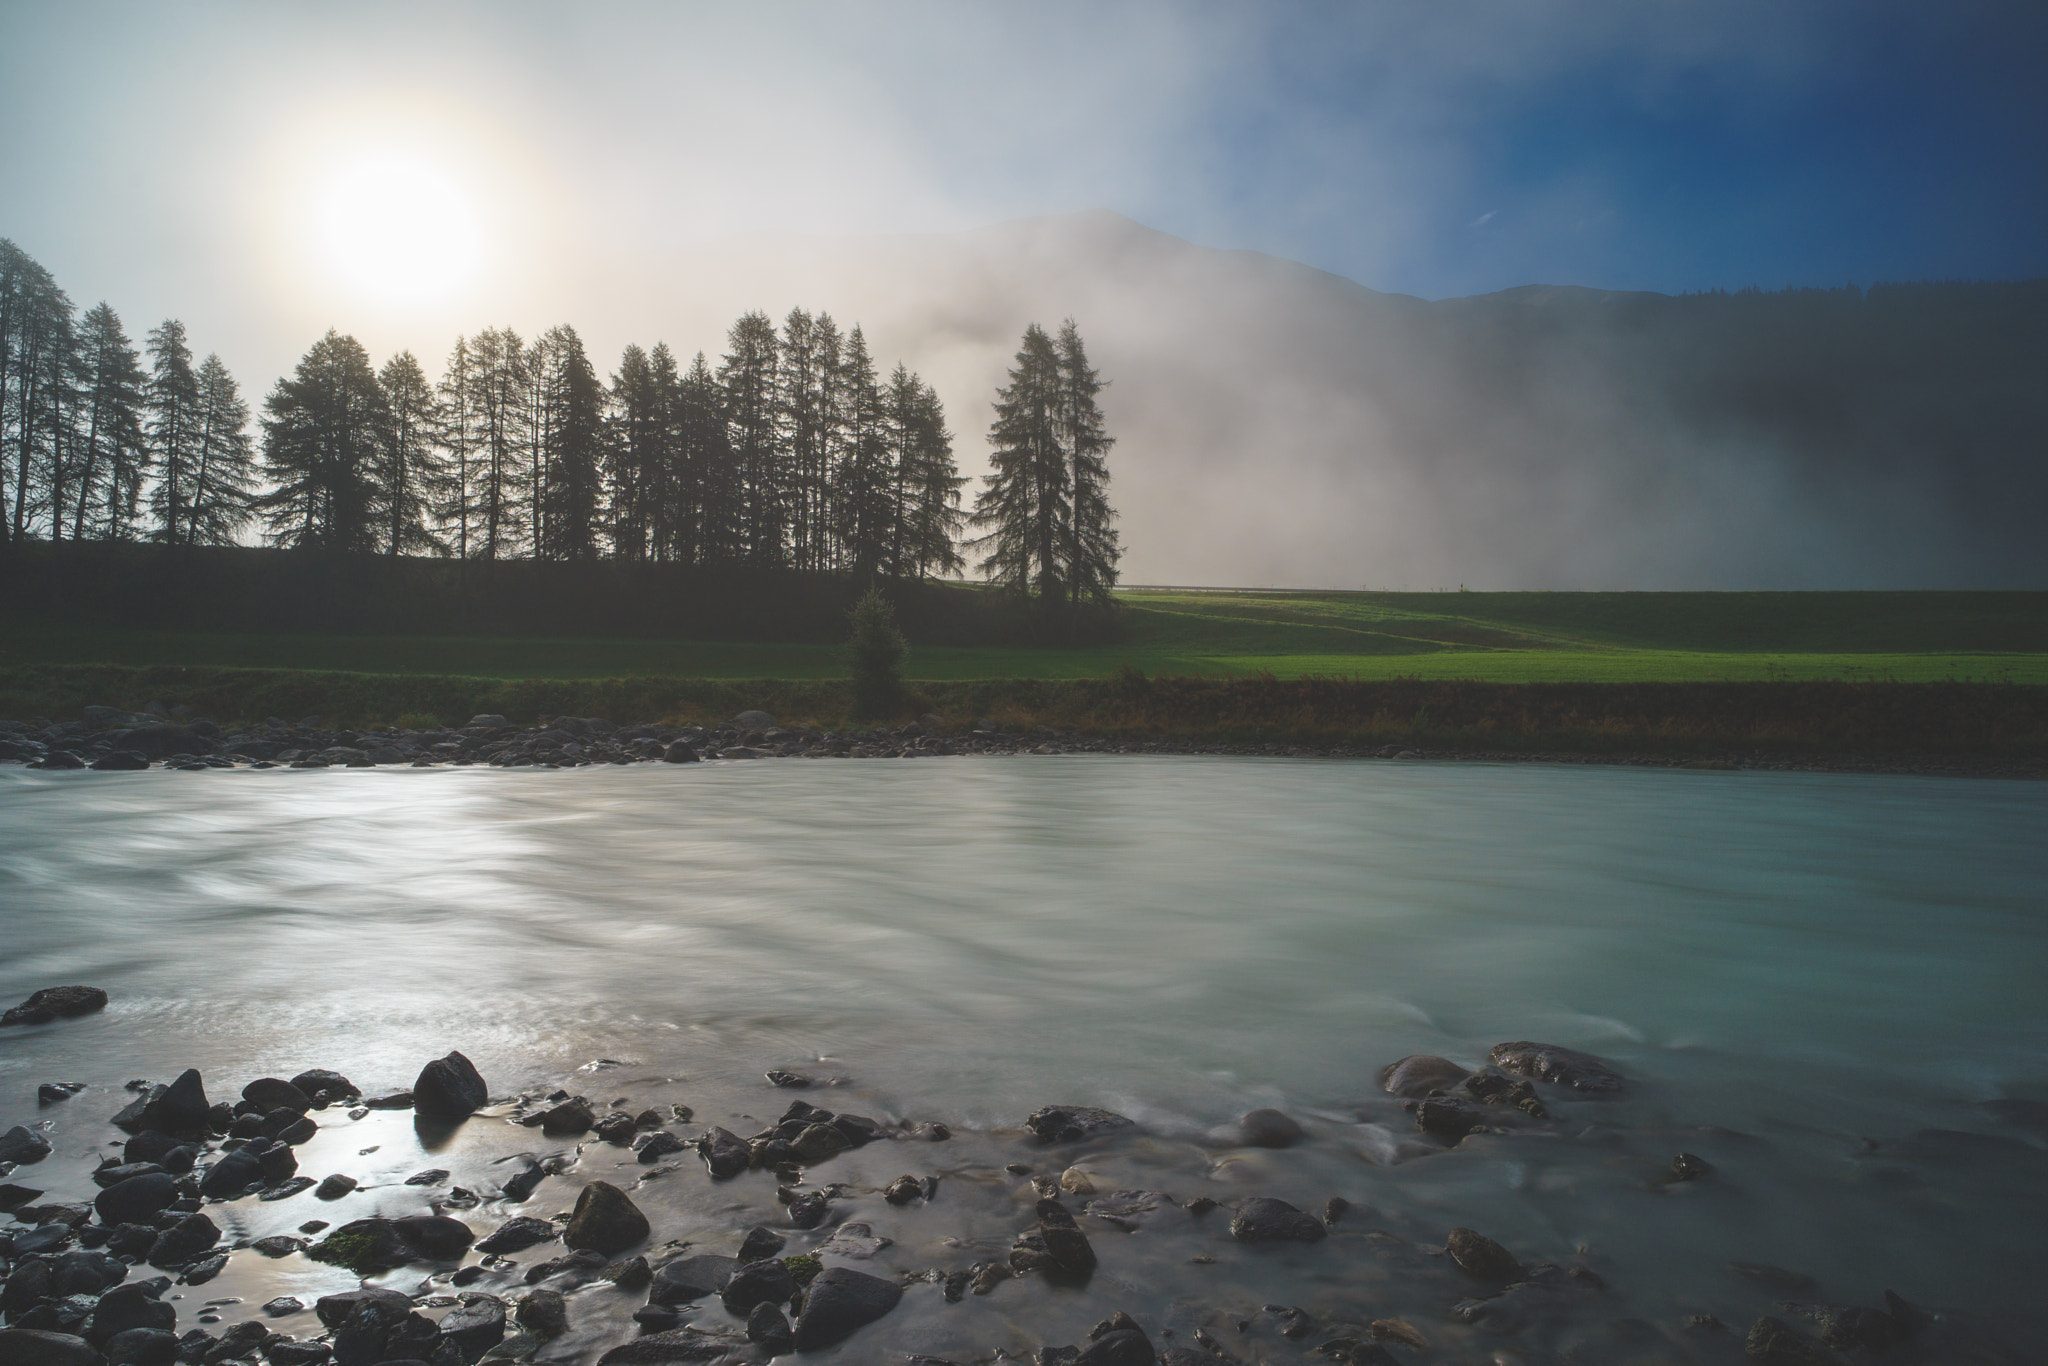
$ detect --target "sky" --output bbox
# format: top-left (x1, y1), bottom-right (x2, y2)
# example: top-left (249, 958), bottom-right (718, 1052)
top-left (1, 1), bottom-right (2043, 587)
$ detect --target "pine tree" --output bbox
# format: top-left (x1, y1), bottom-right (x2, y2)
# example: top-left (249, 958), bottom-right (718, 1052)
top-left (536, 324), bottom-right (605, 561)
top-left (184, 354), bottom-right (256, 546)
top-left (434, 335), bottom-right (479, 559)
top-left (719, 311), bottom-right (781, 567)
top-left (256, 330), bottom-right (387, 552)
top-left (467, 327), bottom-right (529, 558)
top-left (679, 350), bottom-right (736, 565)
top-left (70, 303), bottom-right (148, 541)
top-left (889, 366), bottom-right (966, 580)
top-left (1055, 320), bottom-right (1120, 611)
top-left (969, 323), bottom-right (1068, 603)
top-left (144, 320), bottom-right (202, 545)
top-left (608, 343), bottom-right (660, 561)
top-left (375, 350), bottom-right (446, 555)
top-left (845, 583), bottom-right (908, 719)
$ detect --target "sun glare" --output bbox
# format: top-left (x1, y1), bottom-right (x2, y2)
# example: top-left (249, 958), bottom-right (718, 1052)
top-left (314, 156), bottom-right (480, 304)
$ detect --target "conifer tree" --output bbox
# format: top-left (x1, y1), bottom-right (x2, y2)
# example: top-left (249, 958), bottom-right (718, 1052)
top-left (256, 330), bottom-right (387, 552)
top-left (466, 327), bottom-right (529, 558)
top-left (434, 335), bottom-right (479, 559)
top-left (719, 311), bottom-right (781, 567)
top-left (144, 320), bottom-right (202, 545)
top-left (183, 354), bottom-right (256, 546)
top-left (536, 324), bottom-right (605, 560)
top-left (969, 323), bottom-right (1068, 603)
top-left (608, 343), bottom-right (660, 561)
top-left (889, 366), bottom-right (965, 579)
top-left (70, 303), bottom-right (148, 541)
top-left (679, 350), bottom-right (737, 565)
top-left (1056, 319), bottom-right (1120, 611)
top-left (835, 326), bottom-right (893, 578)
top-left (375, 350), bottom-right (446, 555)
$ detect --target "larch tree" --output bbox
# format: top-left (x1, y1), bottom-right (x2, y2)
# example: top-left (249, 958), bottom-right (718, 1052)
top-left (607, 343), bottom-right (661, 562)
top-left (182, 354), bottom-right (256, 546)
top-left (467, 327), bottom-right (529, 558)
top-left (144, 320), bottom-right (202, 546)
top-left (536, 324), bottom-right (606, 561)
top-left (719, 311), bottom-right (781, 567)
top-left (376, 350), bottom-right (446, 555)
top-left (434, 335), bottom-right (479, 559)
top-left (678, 349), bottom-right (737, 565)
top-left (256, 330), bottom-right (387, 552)
top-left (889, 365), bottom-right (965, 580)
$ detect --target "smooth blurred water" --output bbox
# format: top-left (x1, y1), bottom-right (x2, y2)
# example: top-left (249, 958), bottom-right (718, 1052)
top-left (2, 757), bottom-right (2045, 1357)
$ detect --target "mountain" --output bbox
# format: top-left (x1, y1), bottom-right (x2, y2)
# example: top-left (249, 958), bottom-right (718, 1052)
top-left (615, 211), bottom-right (2048, 589)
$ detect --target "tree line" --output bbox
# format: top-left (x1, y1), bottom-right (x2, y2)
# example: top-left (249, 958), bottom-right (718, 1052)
top-left (1, 237), bottom-right (1120, 615)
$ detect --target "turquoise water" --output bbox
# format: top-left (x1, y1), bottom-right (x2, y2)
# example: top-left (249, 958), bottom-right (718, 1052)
top-left (2, 757), bottom-right (2044, 1359)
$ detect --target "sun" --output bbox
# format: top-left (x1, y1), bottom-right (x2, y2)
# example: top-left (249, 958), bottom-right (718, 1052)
top-left (314, 156), bottom-right (480, 304)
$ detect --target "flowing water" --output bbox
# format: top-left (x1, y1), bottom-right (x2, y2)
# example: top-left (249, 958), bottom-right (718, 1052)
top-left (2, 758), bottom-right (2045, 1362)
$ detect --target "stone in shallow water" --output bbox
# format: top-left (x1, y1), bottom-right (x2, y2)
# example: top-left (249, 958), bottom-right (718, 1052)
top-left (1229, 1197), bottom-right (1325, 1244)
top-left (476, 1216), bottom-right (557, 1256)
top-left (648, 1254), bottom-right (741, 1307)
top-left (1238, 1108), bottom-right (1305, 1148)
top-left (1024, 1105), bottom-right (1135, 1145)
top-left (1488, 1040), bottom-right (1627, 1095)
top-left (792, 1266), bottom-right (902, 1351)
top-left (412, 1051), bottom-right (488, 1120)
top-left (1446, 1226), bottom-right (1521, 1280)
top-left (563, 1182), bottom-right (647, 1255)
top-left (1378, 1054), bottom-right (1470, 1097)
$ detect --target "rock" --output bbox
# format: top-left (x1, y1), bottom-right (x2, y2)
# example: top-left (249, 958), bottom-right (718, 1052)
top-left (1816, 1305), bottom-right (1907, 1352)
top-left (29, 751), bottom-right (84, 769)
top-left (0, 1183), bottom-right (42, 1210)
top-left (333, 1295), bottom-right (437, 1366)
top-left (597, 1326), bottom-right (752, 1364)
top-left (535, 1098), bottom-right (594, 1135)
top-left (747, 1302), bottom-right (794, 1353)
top-left (1023, 1198), bottom-right (1097, 1278)
top-left (288, 1069), bottom-right (356, 1104)
top-left (242, 1078), bottom-right (313, 1112)
top-left (648, 1254), bottom-right (741, 1306)
top-left (605, 1255), bottom-right (651, 1290)
top-left (1238, 1108), bottom-right (1304, 1147)
top-left (596, 1112), bottom-right (639, 1144)
top-left (146, 1069), bottom-right (211, 1135)
top-left (698, 1127), bottom-right (750, 1178)
top-left (2, 986), bottom-right (109, 1029)
top-left (251, 1234), bottom-right (306, 1257)
top-left (314, 1288), bottom-right (414, 1330)
top-left (1378, 1054), bottom-right (1470, 1097)
top-left (1671, 1151), bottom-right (1712, 1181)
top-left (146, 1212), bottom-right (220, 1268)
top-left (314, 1173), bottom-right (357, 1200)
top-left (438, 1295), bottom-right (507, 1356)
top-left (101, 1326), bottom-right (179, 1364)
top-left (1744, 1315), bottom-right (1836, 1364)
top-left (790, 1122), bottom-right (849, 1164)
top-left (0, 1127), bottom-right (51, 1164)
top-left (1230, 1197), bottom-right (1326, 1243)
top-left (38, 1081), bottom-right (85, 1104)
top-left (0, 1329), bottom-right (100, 1365)
top-left (733, 710), bottom-right (776, 730)
top-left (110, 726), bottom-right (212, 758)
top-left (196, 1148), bottom-right (264, 1197)
top-left (467, 715), bottom-right (510, 729)
top-left (412, 1051), bottom-right (488, 1120)
top-left (661, 742), bottom-right (700, 763)
top-left (1446, 1227), bottom-right (1521, 1280)
top-left (721, 1258), bottom-right (795, 1315)
top-left (765, 1069), bottom-right (812, 1088)
top-left (88, 1281), bottom-right (177, 1343)
top-left (1488, 1041), bottom-right (1627, 1094)
top-left (1416, 1095), bottom-right (1490, 1142)
top-left (738, 1226), bottom-right (786, 1261)
top-left (476, 1217), bottom-right (557, 1255)
top-left (1024, 1105), bottom-right (1135, 1144)
top-left (392, 1214), bottom-right (475, 1260)
top-left (884, 1174), bottom-right (927, 1204)
top-left (563, 1181), bottom-right (647, 1254)
top-left (262, 1297), bottom-right (304, 1317)
top-left (306, 1218), bottom-right (415, 1274)
top-left (791, 1266), bottom-right (902, 1351)
top-left (90, 751), bottom-right (151, 770)
top-left (49, 1249), bottom-right (126, 1296)
top-left (95, 1173), bottom-right (177, 1224)
top-left (1076, 1328), bottom-right (1155, 1366)
top-left (635, 1130), bottom-right (687, 1163)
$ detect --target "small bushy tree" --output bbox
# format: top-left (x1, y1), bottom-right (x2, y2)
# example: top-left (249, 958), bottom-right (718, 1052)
top-left (846, 584), bottom-right (907, 719)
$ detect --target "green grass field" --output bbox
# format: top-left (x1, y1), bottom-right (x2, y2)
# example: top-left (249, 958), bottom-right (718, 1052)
top-left (5, 588), bottom-right (2045, 683)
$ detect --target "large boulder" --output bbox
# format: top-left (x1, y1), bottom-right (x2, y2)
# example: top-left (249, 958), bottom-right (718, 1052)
top-left (438, 1295), bottom-right (507, 1357)
top-left (647, 1254), bottom-right (740, 1307)
top-left (144, 1069), bottom-right (211, 1135)
top-left (475, 1216), bottom-right (557, 1256)
top-left (392, 1214), bottom-right (475, 1261)
top-left (0, 1329), bottom-right (99, 1366)
top-left (288, 1069), bottom-right (356, 1104)
top-left (94, 1173), bottom-right (177, 1224)
top-left (720, 1258), bottom-right (795, 1315)
top-left (1378, 1054), bottom-right (1470, 1097)
top-left (242, 1078), bottom-right (313, 1112)
top-left (412, 1051), bottom-right (488, 1120)
top-left (314, 1288), bottom-right (414, 1330)
top-left (85, 1282), bottom-right (175, 1345)
top-left (563, 1181), bottom-right (648, 1254)
top-left (146, 1212), bottom-right (220, 1268)
top-left (2, 986), bottom-right (108, 1027)
top-left (1024, 1105), bottom-right (1135, 1145)
top-left (1488, 1041), bottom-right (1626, 1095)
top-left (0, 1127), bottom-right (51, 1165)
top-left (791, 1266), bottom-right (902, 1351)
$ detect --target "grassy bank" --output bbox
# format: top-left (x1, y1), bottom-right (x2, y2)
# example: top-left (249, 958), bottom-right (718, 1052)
top-left (5, 661), bottom-right (2043, 759)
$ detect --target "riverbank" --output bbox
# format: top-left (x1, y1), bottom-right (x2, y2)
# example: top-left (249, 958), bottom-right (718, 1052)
top-left (3, 666), bottom-right (2045, 772)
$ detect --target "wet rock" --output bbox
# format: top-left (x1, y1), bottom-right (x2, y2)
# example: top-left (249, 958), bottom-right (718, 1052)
top-left (792, 1266), bottom-right (902, 1351)
top-left (765, 1070), bottom-right (813, 1088)
top-left (412, 1051), bottom-right (488, 1121)
top-left (604, 1255), bottom-right (652, 1291)
top-left (148, 1070), bottom-right (211, 1135)
top-left (50, 1249), bottom-right (126, 1296)
top-left (313, 1173), bottom-right (356, 1200)
top-left (563, 1181), bottom-right (647, 1254)
top-left (196, 1149), bottom-right (263, 1198)
top-left (147, 1213), bottom-right (221, 1268)
top-left (1671, 1151), bottom-right (1712, 1181)
top-left (1378, 1054), bottom-right (1469, 1097)
top-left (661, 742), bottom-right (699, 763)
top-left (1744, 1315), bottom-right (1835, 1364)
top-left (597, 1326), bottom-right (750, 1364)
top-left (738, 1226), bottom-right (787, 1262)
top-left (333, 1295), bottom-right (437, 1366)
top-left (261, 1297), bottom-right (304, 1317)
top-left (831, 1112), bottom-right (885, 1146)
top-left (1238, 1108), bottom-right (1304, 1148)
top-left (721, 1258), bottom-right (795, 1314)
top-left (648, 1254), bottom-right (740, 1306)
top-left (101, 1326), bottom-right (179, 1364)
top-left (475, 1216), bottom-right (557, 1256)
top-left (1, 987), bottom-right (108, 1032)
top-left (734, 710), bottom-right (776, 730)
top-left (698, 1127), bottom-right (750, 1178)
top-left (306, 1218), bottom-right (415, 1274)
top-left (1815, 1305), bottom-right (1907, 1352)
top-left (535, 1097), bottom-right (594, 1135)
top-left (499, 1163), bottom-right (543, 1202)
top-left (261, 1108), bottom-right (318, 1145)
top-left (636, 1130), bottom-right (687, 1163)
top-left (38, 1081), bottom-right (85, 1104)
top-left (90, 751), bottom-right (150, 770)
top-left (0, 1329), bottom-right (100, 1366)
top-left (747, 1302), bottom-right (794, 1353)
top-left (110, 726), bottom-right (212, 759)
top-left (1024, 1105), bottom-right (1135, 1144)
top-left (1075, 1329), bottom-right (1154, 1366)
top-left (88, 1281), bottom-right (177, 1343)
top-left (95, 1173), bottom-right (177, 1225)
top-left (392, 1214), bottom-right (475, 1261)
top-left (242, 1078), bottom-right (313, 1112)
top-left (1445, 1226), bottom-right (1522, 1280)
top-left (884, 1174), bottom-right (930, 1204)
top-left (438, 1295), bottom-right (507, 1357)
top-left (790, 1122), bottom-right (849, 1164)
top-left (403, 1166), bottom-right (450, 1186)
top-left (0, 1183), bottom-right (44, 1211)
top-left (1415, 1095), bottom-right (1490, 1142)
top-left (786, 1189), bottom-right (829, 1229)
top-left (1728, 1262), bottom-right (1819, 1294)
top-left (1488, 1041), bottom-right (1627, 1094)
top-left (1230, 1197), bottom-right (1325, 1243)
top-left (0, 1127), bottom-right (52, 1165)
top-left (314, 1288), bottom-right (414, 1330)
top-left (1462, 1070), bottom-right (1548, 1117)
top-left (1014, 1198), bottom-right (1097, 1279)
top-left (288, 1070), bottom-right (356, 1104)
